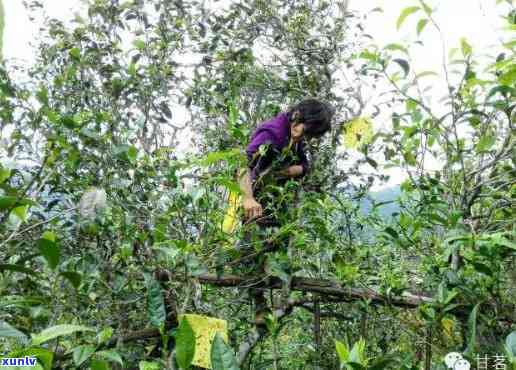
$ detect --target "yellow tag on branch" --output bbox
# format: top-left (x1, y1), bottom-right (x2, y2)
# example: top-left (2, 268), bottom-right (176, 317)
top-left (341, 117), bottom-right (374, 149)
top-left (222, 191), bottom-right (241, 235)
top-left (178, 314), bottom-right (229, 369)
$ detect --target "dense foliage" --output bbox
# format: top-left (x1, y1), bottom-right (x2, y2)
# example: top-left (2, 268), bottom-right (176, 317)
top-left (0, 0), bottom-right (514, 369)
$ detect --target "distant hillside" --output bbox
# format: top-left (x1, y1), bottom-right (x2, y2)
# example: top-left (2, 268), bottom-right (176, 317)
top-left (361, 186), bottom-right (401, 219)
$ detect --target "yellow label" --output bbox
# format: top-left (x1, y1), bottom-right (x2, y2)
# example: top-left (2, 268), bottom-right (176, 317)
top-left (222, 191), bottom-right (241, 235)
top-left (178, 314), bottom-right (229, 369)
top-left (341, 117), bottom-right (374, 149)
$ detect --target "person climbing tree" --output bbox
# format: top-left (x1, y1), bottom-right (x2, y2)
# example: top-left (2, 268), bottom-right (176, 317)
top-left (237, 98), bottom-right (334, 327)
top-left (240, 98), bottom-right (333, 222)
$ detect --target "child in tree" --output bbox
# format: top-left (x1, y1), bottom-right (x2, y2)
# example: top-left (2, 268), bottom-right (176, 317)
top-left (238, 98), bottom-right (333, 326)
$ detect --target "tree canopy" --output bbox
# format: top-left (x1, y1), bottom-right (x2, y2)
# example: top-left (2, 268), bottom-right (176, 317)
top-left (0, 0), bottom-right (514, 369)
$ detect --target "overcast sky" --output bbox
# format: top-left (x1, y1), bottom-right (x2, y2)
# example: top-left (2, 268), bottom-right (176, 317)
top-left (2, 0), bottom-right (511, 189)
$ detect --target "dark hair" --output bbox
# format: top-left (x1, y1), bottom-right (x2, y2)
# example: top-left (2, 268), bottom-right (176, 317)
top-left (287, 98), bottom-right (334, 138)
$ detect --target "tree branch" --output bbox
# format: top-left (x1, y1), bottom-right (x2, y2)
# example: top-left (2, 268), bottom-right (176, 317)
top-left (154, 270), bottom-right (433, 308)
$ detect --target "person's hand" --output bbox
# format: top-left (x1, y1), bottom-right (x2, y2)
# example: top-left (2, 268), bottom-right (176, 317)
top-left (243, 197), bottom-right (263, 220)
top-left (278, 165), bottom-right (303, 178)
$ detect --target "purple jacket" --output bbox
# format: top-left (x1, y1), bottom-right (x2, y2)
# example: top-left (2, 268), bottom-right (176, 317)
top-left (246, 112), bottom-right (309, 181)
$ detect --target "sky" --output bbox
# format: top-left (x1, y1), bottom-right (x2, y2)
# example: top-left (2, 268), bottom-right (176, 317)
top-left (2, 0), bottom-right (511, 189)
top-left (5, 0), bottom-right (507, 67)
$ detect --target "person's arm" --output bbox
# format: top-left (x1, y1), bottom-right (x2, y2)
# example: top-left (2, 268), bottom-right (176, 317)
top-left (278, 140), bottom-right (308, 178)
top-left (242, 131), bottom-right (276, 220)
top-left (238, 168), bottom-right (262, 220)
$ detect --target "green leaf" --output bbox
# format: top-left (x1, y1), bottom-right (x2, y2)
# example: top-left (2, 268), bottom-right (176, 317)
top-left (383, 43), bottom-right (408, 54)
top-left (139, 361), bottom-right (161, 370)
top-left (499, 68), bottom-right (516, 86)
top-left (73, 345), bottom-right (96, 367)
top-left (416, 19), bottom-right (428, 35)
top-left (359, 50), bottom-right (378, 62)
top-left (38, 238), bottom-right (60, 270)
top-left (0, 321), bottom-right (28, 342)
top-left (465, 303), bottom-right (480, 356)
top-left (419, 305), bottom-right (436, 321)
top-left (31, 324), bottom-right (94, 345)
top-left (176, 318), bottom-right (196, 369)
top-left (127, 145), bottom-right (138, 163)
top-left (111, 78), bottom-right (124, 96)
top-left (36, 87), bottom-right (48, 105)
top-left (69, 47), bottom-right (81, 61)
top-left (403, 150), bottom-right (417, 165)
top-left (475, 134), bottom-right (495, 153)
top-left (445, 234), bottom-right (471, 244)
top-left (349, 338), bottom-right (366, 364)
top-left (211, 176), bottom-right (242, 195)
top-left (437, 281), bottom-right (446, 303)
top-left (0, 196), bottom-right (33, 210)
top-left (61, 115), bottom-right (78, 129)
top-left (335, 340), bottom-right (349, 363)
top-left (198, 149), bottom-right (241, 167)
top-left (60, 271), bottom-right (82, 289)
top-left (161, 102), bottom-right (173, 119)
top-left (368, 355), bottom-right (397, 370)
top-left (393, 58), bottom-right (410, 77)
top-left (97, 327), bottom-right (114, 345)
top-left (145, 275), bottom-right (166, 328)
top-left (128, 62), bottom-right (137, 76)
top-left (90, 359), bottom-right (111, 370)
top-left (365, 156), bottom-right (378, 169)
top-left (0, 296), bottom-right (45, 308)
top-left (12, 205), bottom-right (29, 222)
top-left (444, 290), bottom-right (458, 305)
top-left (487, 85), bottom-right (515, 99)
top-left (96, 350), bottom-right (123, 366)
top-left (7, 347), bottom-right (53, 370)
top-left (210, 332), bottom-right (239, 370)
top-left (506, 331), bottom-right (516, 357)
top-left (45, 109), bottom-right (60, 124)
top-left (133, 39), bottom-right (145, 50)
top-left (384, 226), bottom-right (399, 239)
top-left (0, 264), bottom-right (39, 276)
top-left (0, 165), bottom-right (11, 183)
top-left (429, 212), bottom-right (447, 225)
top-left (396, 6), bottom-right (420, 30)
top-left (419, 0), bottom-right (432, 14)
top-left (265, 256), bottom-right (290, 283)
top-left (347, 363), bottom-right (366, 370)
top-left (41, 231), bottom-right (55, 242)
top-left (471, 262), bottom-right (492, 275)
top-left (0, 196), bottom-right (17, 209)
top-left (491, 235), bottom-right (516, 251)
top-left (443, 303), bottom-right (462, 314)
top-left (460, 37), bottom-right (472, 57)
